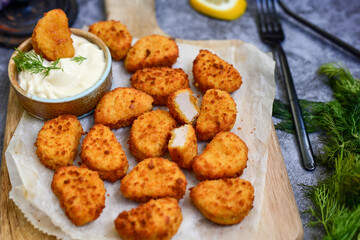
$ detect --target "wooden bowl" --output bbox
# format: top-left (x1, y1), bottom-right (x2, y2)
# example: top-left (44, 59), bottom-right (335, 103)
top-left (8, 28), bottom-right (112, 119)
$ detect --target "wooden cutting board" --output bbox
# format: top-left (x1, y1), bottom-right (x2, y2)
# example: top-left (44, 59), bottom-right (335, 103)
top-left (0, 0), bottom-right (303, 239)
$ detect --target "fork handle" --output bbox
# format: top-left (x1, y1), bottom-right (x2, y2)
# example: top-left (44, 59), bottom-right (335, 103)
top-left (275, 44), bottom-right (316, 171)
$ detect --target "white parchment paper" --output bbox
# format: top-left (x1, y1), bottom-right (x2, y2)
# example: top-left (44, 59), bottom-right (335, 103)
top-left (6, 41), bottom-right (275, 240)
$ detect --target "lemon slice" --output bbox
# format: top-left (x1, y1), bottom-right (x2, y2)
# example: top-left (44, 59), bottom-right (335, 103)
top-left (190, 0), bottom-right (247, 21)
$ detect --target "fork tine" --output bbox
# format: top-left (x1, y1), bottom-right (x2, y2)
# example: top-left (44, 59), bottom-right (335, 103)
top-left (256, 0), bottom-right (267, 33)
top-left (257, 0), bottom-right (283, 33)
top-left (268, 0), bottom-right (282, 32)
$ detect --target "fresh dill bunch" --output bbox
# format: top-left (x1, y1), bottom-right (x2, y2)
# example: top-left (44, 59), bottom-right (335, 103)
top-left (70, 56), bottom-right (86, 64)
top-left (319, 63), bottom-right (360, 109)
top-left (273, 63), bottom-right (360, 239)
top-left (12, 48), bottom-right (62, 77)
top-left (272, 99), bottom-right (324, 134)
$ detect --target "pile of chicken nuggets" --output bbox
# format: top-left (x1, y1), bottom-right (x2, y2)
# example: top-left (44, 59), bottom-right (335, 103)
top-left (32, 10), bottom-right (255, 240)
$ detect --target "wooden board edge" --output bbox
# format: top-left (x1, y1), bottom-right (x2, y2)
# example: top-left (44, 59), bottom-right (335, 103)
top-left (256, 127), bottom-right (304, 240)
top-left (1, 87), bottom-right (55, 239)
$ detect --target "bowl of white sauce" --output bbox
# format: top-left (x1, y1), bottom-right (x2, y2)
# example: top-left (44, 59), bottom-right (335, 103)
top-left (8, 28), bottom-right (112, 119)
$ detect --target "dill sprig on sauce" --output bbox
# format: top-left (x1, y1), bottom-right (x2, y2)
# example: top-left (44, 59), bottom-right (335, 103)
top-left (70, 56), bottom-right (87, 64)
top-left (12, 48), bottom-right (62, 77)
top-left (273, 63), bottom-right (360, 239)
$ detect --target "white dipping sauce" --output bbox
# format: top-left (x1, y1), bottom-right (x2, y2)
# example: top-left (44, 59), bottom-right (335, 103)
top-left (18, 35), bottom-right (106, 99)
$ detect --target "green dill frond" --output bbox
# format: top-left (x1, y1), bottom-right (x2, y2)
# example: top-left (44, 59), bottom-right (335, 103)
top-left (319, 63), bottom-right (360, 108)
top-left (12, 48), bottom-right (62, 77)
top-left (296, 62), bottom-right (360, 240)
top-left (70, 56), bottom-right (87, 64)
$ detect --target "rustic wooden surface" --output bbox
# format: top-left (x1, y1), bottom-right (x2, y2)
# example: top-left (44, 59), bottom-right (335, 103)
top-left (0, 0), bottom-right (303, 239)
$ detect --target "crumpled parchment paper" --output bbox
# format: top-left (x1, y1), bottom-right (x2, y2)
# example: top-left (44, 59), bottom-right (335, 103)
top-left (6, 41), bottom-right (275, 240)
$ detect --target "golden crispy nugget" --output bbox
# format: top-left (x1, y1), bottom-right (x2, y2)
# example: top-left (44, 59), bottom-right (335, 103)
top-left (124, 35), bottom-right (179, 73)
top-left (193, 132), bottom-right (248, 181)
top-left (190, 178), bottom-right (254, 225)
top-left (120, 158), bottom-right (187, 202)
top-left (168, 124), bottom-right (198, 169)
top-left (130, 67), bottom-right (189, 105)
top-left (32, 9), bottom-right (74, 61)
top-left (81, 124), bottom-right (128, 182)
top-left (193, 49), bottom-right (242, 93)
top-left (114, 197), bottom-right (182, 240)
top-left (89, 20), bottom-right (132, 61)
top-left (167, 88), bottom-right (200, 125)
top-left (35, 115), bottom-right (83, 170)
top-left (52, 166), bottom-right (106, 226)
top-left (94, 87), bottom-right (154, 129)
top-left (195, 89), bottom-right (237, 141)
top-left (128, 110), bottom-right (177, 161)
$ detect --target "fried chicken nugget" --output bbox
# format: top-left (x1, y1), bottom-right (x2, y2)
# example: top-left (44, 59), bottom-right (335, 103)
top-left (52, 166), bottom-right (106, 226)
top-left (114, 197), bottom-right (182, 240)
top-left (124, 35), bottom-right (179, 73)
top-left (94, 87), bottom-right (154, 129)
top-left (167, 88), bottom-right (200, 125)
top-left (193, 132), bottom-right (248, 181)
top-left (128, 110), bottom-right (177, 161)
top-left (195, 89), bottom-right (237, 141)
top-left (120, 158), bottom-right (187, 202)
top-left (193, 49), bottom-right (242, 93)
top-left (130, 67), bottom-right (189, 105)
top-left (168, 124), bottom-right (198, 169)
top-left (88, 20), bottom-right (132, 61)
top-left (32, 9), bottom-right (74, 61)
top-left (190, 178), bottom-right (254, 225)
top-left (35, 115), bottom-right (83, 170)
top-left (80, 124), bottom-right (128, 182)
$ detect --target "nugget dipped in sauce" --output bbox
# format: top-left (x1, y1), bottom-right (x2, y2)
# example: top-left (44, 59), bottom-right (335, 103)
top-left (94, 87), bottom-right (154, 129)
top-left (167, 88), bottom-right (200, 125)
top-left (193, 49), bottom-right (242, 93)
top-left (114, 197), bottom-right (182, 240)
top-left (190, 178), bottom-right (254, 225)
top-left (128, 110), bottom-right (177, 161)
top-left (35, 115), bottom-right (83, 170)
top-left (32, 9), bottom-right (74, 61)
top-left (120, 158), bottom-right (187, 202)
top-left (195, 89), bottom-right (237, 141)
top-left (81, 124), bottom-right (128, 182)
top-left (52, 166), bottom-right (106, 226)
top-left (124, 35), bottom-right (179, 73)
top-left (193, 132), bottom-right (248, 181)
top-left (130, 67), bottom-right (189, 105)
top-left (89, 20), bottom-right (132, 61)
top-left (168, 124), bottom-right (198, 170)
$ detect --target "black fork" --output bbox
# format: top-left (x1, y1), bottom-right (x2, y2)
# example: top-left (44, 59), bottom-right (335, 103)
top-left (256, 0), bottom-right (315, 171)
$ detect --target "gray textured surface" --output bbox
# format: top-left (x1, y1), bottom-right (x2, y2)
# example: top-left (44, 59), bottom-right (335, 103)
top-left (0, 0), bottom-right (359, 239)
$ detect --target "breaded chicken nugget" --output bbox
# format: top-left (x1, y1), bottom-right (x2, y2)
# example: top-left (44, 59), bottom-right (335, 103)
top-left (128, 110), bottom-right (177, 161)
top-left (190, 178), bottom-right (254, 225)
top-left (168, 124), bottom-right (198, 169)
top-left (130, 67), bottom-right (189, 105)
top-left (120, 158), bottom-right (187, 202)
top-left (52, 166), bottom-right (106, 226)
top-left (195, 89), bottom-right (237, 141)
top-left (114, 197), bottom-right (182, 240)
top-left (94, 87), bottom-right (154, 129)
top-left (167, 88), bottom-right (200, 125)
top-left (193, 132), bottom-right (248, 181)
top-left (32, 9), bottom-right (74, 61)
top-left (89, 20), bottom-right (132, 61)
top-left (35, 115), bottom-right (83, 170)
top-left (80, 124), bottom-right (128, 182)
top-left (124, 35), bottom-right (179, 73)
top-left (193, 49), bottom-right (242, 93)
